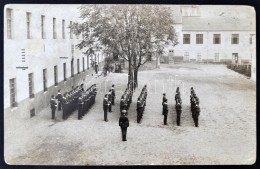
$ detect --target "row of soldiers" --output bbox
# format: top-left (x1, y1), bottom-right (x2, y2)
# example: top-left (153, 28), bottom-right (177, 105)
top-left (119, 87), bottom-right (133, 116)
top-left (136, 85), bottom-right (147, 123)
top-left (190, 87), bottom-right (200, 127)
top-left (50, 84), bottom-right (97, 120)
top-left (103, 85), bottom-right (116, 122)
top-left (77, 84), bottom-right (97, 120)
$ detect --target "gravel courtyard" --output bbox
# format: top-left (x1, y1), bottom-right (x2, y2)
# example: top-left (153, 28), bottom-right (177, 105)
top-left (4, 63), bottom-right (256, 165)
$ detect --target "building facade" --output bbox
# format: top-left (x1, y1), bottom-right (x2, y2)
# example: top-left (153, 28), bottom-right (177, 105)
top-left (4, 5), bottom-right (105, 120)
top-left (165, 5), bottom-right (256, 65)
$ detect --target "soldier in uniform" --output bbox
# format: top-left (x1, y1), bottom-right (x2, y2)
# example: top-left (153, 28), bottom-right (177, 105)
top-left (119, 110), bottom-right (129, 141)
top-left (137, 97), bottom-right (142, 123)
top-left (108, 90), bottom-right (112, 112)
top-left (120, 96), bottom-right (125, 113)
top-left (103, 95), bottom-right (109, 122)
top-left (176, 101), bottom-right (182, 126)
top-left (50, 95), bottom-right (57, 119)
top-left (56, 89), bottom-right (62, 111)
top-left (194, 104), bottom-right (200, 127)
top-left (78, 95), bottom-right (84, 120)
top-left (111, 85), bottom-right (115, 105)
top-left (162, 93), bottom-right (167, 115)
top-left (163, 99), bottom-right (168, 125)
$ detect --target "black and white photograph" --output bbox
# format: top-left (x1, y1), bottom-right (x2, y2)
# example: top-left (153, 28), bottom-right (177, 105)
top-left (3, 4), bottom-right (256, 165)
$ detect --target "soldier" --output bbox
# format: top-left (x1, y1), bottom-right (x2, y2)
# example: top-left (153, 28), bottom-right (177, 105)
top-left (78, 95), bottom-right (84, 120)
top-left (61, 93), bottom-right (68, 119)
top-left (176, 101), bottom-right (182, 126)
top-left (56, 89), bottom-right (62, 111)
top-left (103, 95), bottom-right (109, 122)
top-left (120, 96), bottom-right (125, 113)
top-left (194, 104), bottom-right (200, 127)
top-left (119, 110), bottom-right (129, 141)
top-left (137, 98), bottom-right (142, 123)
top-left (108, 90), bottom-right (112, 112)
top-left (162, 93), bottom-right (167, 115)
top-left (163, 99), bottom-right (168, 125)
top-left (50, 95), bottom-right (57, 119)
top-left (111, 84), bottom-right (115, 105)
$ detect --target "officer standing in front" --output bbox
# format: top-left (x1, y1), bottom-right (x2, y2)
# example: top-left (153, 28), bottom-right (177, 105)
top-left (50, 95), bottom-right (57, 119)
top-left (176, 101), bottom-right (182, 126)
top-left (119, 110), bottom-right (129, 141)
top-left (163, 99), bottom-right (168, 125)
top-left (78, 95), bottom-right (84, 120)
top-left (103, 94), bottom-right (109, 122)
top-left (56, 89), bottom-right (62, 111)
top-left (162, 93), bottom-right (167, 115)
top-left (194, 104), bottom-right (200, 127)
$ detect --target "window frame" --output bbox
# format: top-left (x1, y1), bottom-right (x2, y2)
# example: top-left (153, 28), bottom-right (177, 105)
top-left (196, 34), bottom-right (203, 44)
top-left (43, 68), bottom-right (47, 91)
top-left (10, 78), bottom-right (17, 107)
top-left (63, 62), bottom-right (67, 81)
top-left (183, 34), bottom-right (190, 44)
top-left (231, 34), bottom-right (239, 44)
top-left (6, 8), bottom-right (13, 39)
top-left (62, 19), bottom-right (65, 39)
top-left (213, 34), bottom-right (221, 44)
top-left (54, 65), bottom-right (58, 86)
top-left (41, 15), bottom-right (45, 39)
top-left (28, 73), bottom-right (34, 98)
top-left (26, 12), bottom-right (32, 39)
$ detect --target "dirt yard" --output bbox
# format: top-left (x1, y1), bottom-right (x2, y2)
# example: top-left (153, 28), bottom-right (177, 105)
top-left (4, 63), bottom-right (256, 165)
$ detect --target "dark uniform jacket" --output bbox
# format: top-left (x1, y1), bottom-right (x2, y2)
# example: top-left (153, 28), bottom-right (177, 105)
top-left (119, 116), bottom-right (129, 128)
top-left (50, 99), bottom-right (57, 109)
top-left (56, 93), bottom-right (62, 101)
top-left (163, 103), bottom-right (168, 115)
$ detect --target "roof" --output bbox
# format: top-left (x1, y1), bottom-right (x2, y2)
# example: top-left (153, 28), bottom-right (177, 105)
top-left (182, 16), bottom-right (255, 31)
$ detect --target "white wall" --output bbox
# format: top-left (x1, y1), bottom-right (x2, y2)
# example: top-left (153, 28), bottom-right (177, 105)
top-left (4, 5), bottom-right (105, 109)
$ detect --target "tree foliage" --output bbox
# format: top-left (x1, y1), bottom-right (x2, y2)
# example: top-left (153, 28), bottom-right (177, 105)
top-left (72, 5), bottom-right (178, 88)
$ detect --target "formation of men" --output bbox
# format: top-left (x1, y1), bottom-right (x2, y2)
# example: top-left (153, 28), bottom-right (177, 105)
top-left (103, 85), bottom-right (116, 122)
top-left (120, 87), bottom-right (133, 116)
top-left (51, 84), bottom-right (97, 120)
top-left (175, 87), bottom-right (182, 126)
top-left (136, 85), bottom-right (147, 123)
top-left (190, 87), bottom-right (200, 127)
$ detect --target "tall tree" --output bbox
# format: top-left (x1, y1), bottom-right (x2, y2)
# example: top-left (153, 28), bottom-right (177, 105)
top-left (71, 5), bottom-right (178, 90)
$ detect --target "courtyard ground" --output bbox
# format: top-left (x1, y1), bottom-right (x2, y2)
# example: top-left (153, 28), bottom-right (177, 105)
top-left (4, 63), bottom-right (256, 165)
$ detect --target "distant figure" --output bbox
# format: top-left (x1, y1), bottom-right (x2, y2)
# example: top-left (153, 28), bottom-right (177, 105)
top-left (111, 84), bottom-right (115, 105)
top-left (176, 102), bottom-right (182, 126)
top-left (163, 99), bottom-right (168, 125)
top-left (50, 95), bottom-right (57, 119)
top-left (56, 89), bottom-right (62, 111)
top-left (162, 93), bottom-right (167, 115)
top-left (119, 110), bottom-right (129, 141)
top-left (108, 90), bottom-right (113, 112)
top-left (78, 95), bottom-right (84, 120)
top-left (194, 104), bottom-right (200, 127)
top-left (103, 95), bottom-right (109, 122)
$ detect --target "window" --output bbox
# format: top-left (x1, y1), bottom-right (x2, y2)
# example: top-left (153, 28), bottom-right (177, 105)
top-left (71, 44), bottom-right (74, 55)
top-left (184, 52), bottom-right (189, 61)
top-left (63, 62), bottom-right (67, 81)
top-left (54, 65), bottom-right (58, 86)
top-left (62, 20), bottom-right (65, 39)
top-left (214, 53), bottom-right (220, 62)
top-left (43, 69), bottom-right (47, 91)
top-left (87, 56), bottom-right (89, 69)
top-left (231, 34), bottom-right (239, 44)
top-left (28, 73), bottom-right (34, 98)
top-left (77, 59), bottom-right (80, 74)
top-left (213, 34), bottom-right (221, 44)
top-left (249, 34), bottom-right (254, 44)
top-left (10, 78), bottom-right (17, 107)
top-left (197, 53), bottom-right (201, 62)
top-left (183, 34), bottom-right (190, 44)
top-left (71, 60), bottom-right (74, 77)
top-left (26, 12), bottom-right (31, 39)
top-left (53, 18), bottom-right (57, 39)
top-left (83, 57), bottom-right (85, 71)
top-left (41, 15), bottom-right (45, 39)
top-left (70, 21), bottom-right (73, 39)
top-left (6, 8), bottom-right (13, 39)
top-left (196, 34), bottom-right (203, 44)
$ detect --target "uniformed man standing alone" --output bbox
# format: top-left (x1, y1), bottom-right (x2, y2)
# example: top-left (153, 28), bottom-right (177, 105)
top-left (111, 84), bottom-right (115, 105)
top-left (163, 99), bottom-right (168, 125)
top-left (119, 110), bottom-right (129, 141)
top-left (78, 95), bottom-right (84, 120)
top-left (103, 95), bottom-right (109, 122)
top-left (56, 89), bottom-right (62, 111)
top-left (162, 93), bottom-right (167, 115)
top-left (50, 95), bottom-right (57, 119)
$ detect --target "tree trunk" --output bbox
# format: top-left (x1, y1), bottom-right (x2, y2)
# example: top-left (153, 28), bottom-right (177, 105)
top-left (128, 60), bottom-right (133, 91)
top-left (156, 52), bottom-right (161, 69)
top-left (134, 69), bottom-right (138, 89)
